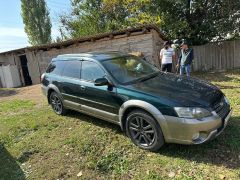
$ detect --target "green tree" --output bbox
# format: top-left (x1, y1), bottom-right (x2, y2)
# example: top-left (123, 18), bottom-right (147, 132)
top-left (60, 0), bottom-right (156, 38)
top-left (60, 0), bottom-right (240, 45)
top-left (155, 0), bottom-right (240, 45)
top-left (21, 0), bottom-right (52, 45)
top-left (60, 0), bottom-right (129, 38)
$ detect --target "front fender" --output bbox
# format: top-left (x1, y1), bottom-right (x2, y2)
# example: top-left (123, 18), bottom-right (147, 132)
top-left (118, 100), bottom-right (170, 139)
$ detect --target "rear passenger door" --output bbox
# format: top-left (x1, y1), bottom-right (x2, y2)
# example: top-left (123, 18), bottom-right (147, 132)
top-left (59, 60), bottom-right (82, 105)
top-left (80, 60), bottom-right (121, 116)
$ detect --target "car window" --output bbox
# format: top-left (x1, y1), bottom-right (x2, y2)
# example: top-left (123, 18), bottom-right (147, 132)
top-left (62, 60), bottom-right (81, 79)
top-left (46, 61), bottom-right (65, 75)
top-left (81, 61), bottom-right (105, 82)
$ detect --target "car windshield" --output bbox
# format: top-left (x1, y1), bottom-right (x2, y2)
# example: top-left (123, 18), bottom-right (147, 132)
top-left (101, 56), bottom-right (160, 84)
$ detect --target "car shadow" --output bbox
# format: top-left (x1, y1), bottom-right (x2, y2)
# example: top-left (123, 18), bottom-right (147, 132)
top-left (0, 144), bottom-right (26, 179)
top-left (66, 110), bottom-right (123, 135)
top-left (0, 89), bottom-right (18, 97)
top-left (158, 116), bottom-right (240, 169)
top-left (67, 111), bottom-right (240, 169)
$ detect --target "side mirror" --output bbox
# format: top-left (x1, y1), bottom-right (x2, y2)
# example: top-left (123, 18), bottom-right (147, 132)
top-left (94, 77), bottom-right (109, 86)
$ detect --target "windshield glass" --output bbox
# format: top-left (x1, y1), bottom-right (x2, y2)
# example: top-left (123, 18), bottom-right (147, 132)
top-left (101, 56), bottom-right (159, 84)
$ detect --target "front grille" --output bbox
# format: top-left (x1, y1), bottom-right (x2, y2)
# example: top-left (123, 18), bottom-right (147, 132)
top-left (214, 98), bottom-right (230, 119)
top-left (213, 96), bottom-right (230, 132)
top-left (213, 96), bottom-right (230, 119)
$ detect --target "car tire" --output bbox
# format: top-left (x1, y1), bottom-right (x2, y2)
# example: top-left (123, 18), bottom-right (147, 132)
top-left (126, 110), bottom-right (164, 152)
top-left (49, 91), bottom-right (67, 115)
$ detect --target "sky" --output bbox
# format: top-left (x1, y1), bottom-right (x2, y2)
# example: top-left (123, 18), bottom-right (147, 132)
top-left (0, 0), bottom-right (71, 53)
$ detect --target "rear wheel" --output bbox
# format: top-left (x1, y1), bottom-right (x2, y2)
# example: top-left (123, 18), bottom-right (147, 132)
top-left (49, 92), bottom-right (67, 115)
top-left (126, 110), bottom-right (164, 151)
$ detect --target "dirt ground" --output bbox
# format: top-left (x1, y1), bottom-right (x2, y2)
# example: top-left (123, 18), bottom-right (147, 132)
top-left (0, 84), bottom-right (44, 103)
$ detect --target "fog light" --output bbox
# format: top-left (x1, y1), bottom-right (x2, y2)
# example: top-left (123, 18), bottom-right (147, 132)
top-left (192, 133), bottom-right (200, 141)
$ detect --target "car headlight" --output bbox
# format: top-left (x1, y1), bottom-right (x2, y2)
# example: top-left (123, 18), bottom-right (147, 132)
top-left (174, 107), bottom-right (212, 119)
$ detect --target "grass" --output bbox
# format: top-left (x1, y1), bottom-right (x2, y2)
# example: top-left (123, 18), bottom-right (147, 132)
top-left (0, 71), bottom-right (240, 179)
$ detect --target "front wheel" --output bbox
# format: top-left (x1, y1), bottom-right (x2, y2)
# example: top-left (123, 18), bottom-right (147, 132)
top-left (49, 92), bottom-right (67, 115)
top-left (126, 110), bottom-right (164, 151)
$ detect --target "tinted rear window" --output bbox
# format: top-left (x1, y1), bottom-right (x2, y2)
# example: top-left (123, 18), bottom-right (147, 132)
top-left (46, 61), bottom-right (65, 75)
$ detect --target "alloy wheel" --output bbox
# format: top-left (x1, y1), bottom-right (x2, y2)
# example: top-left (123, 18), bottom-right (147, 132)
top-left (128, 116), bottom-right (156, 147)
top-left (50, 93), bottom-right (62, 114)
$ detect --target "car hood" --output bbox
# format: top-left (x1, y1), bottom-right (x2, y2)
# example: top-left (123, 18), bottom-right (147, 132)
top-left (124, 72), bottom-right (222, 107)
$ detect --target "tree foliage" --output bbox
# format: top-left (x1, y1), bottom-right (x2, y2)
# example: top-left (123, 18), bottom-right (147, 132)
top-left (60, 0), bottom-right (240, 45)
top-left (21, 0), bottom-right (52, 45)
top-left (156, 0), bottom-right (240, 45)
top-left (59, 0), bottom-right (157, 38)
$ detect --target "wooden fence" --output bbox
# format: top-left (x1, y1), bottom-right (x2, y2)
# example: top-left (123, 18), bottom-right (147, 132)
top-left (191, 39), bottom-right (240, 72)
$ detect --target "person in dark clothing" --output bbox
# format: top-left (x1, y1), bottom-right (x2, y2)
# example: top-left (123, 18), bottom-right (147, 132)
top-left (177, 41), bottom-right (194, 76)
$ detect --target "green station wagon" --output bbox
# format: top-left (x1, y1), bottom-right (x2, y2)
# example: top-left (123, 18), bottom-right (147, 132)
top-left (41, 52), bottom-right (232, 151)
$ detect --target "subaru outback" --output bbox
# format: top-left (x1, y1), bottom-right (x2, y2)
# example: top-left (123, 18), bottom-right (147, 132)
top-left (41, 52), bottom-right (232, 151)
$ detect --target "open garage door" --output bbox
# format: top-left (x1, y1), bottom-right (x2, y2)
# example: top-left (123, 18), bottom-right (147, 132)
top-left (19, 55), bottom-right (32, 86)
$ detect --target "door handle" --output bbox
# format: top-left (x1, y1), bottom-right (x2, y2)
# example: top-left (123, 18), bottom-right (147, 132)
top-left (80, 85), bottom-right (86, 90)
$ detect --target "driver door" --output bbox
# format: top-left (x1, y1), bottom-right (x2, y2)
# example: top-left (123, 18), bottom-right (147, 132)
top-left (79, 60), bottom-right (122, 122)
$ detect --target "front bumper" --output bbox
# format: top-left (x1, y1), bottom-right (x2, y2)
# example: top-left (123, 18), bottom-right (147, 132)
top-left (163, 109), bottom-right (232, 145)
top-left (194, 109), bottom-right (232, 144)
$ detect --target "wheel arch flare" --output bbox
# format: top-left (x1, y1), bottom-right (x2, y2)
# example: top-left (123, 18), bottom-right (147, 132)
top-left (119, 100), bottom-right (169, 139)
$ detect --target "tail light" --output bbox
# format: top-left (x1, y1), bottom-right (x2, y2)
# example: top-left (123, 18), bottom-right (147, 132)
top-left (40, 73), bottom-right (45, 82)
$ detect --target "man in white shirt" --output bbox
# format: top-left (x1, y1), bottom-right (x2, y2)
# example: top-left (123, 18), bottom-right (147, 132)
top-left (160, 41), bottom-right (176, 72)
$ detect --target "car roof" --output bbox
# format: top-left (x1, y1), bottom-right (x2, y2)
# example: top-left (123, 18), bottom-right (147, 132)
top-left (54, 51), bottom-right (129, 61)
